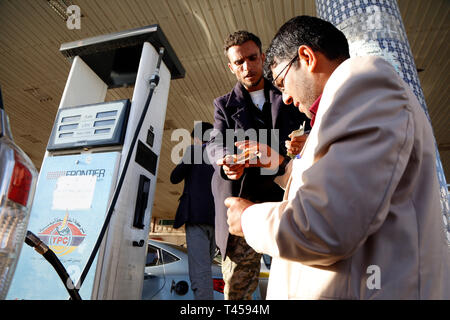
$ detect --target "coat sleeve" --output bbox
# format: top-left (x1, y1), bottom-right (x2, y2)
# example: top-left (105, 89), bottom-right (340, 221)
top-left (274, 159), bottom-right (293, 190)
top-left (206, 98), bottom-right (237, 181)
top-left (241, 58), bottom-right (415, 266)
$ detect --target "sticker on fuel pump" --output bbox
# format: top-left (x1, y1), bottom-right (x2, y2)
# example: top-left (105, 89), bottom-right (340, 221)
top-left (38, 212), bottom-right (87, 256)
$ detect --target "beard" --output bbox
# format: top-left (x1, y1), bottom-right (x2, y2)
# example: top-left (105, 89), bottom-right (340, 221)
top-left (298, 77), bottom-right (320, 114)
top-left (240, 74), bottom-right (264, 90)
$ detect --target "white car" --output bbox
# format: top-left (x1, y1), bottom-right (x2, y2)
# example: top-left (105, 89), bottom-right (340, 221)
top-left (0, 87), bottom-right (38, 299)
top-left (141, 240), bottom-right (267, 300)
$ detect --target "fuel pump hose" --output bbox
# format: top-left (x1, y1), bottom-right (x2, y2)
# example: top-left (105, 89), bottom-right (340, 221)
top-left (24, 231), bottom-right (82, 300)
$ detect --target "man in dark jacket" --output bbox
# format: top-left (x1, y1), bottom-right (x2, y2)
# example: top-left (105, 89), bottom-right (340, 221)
top-left (206, 31), bottom-right (309, 299)
top-left (170, 121), bottom-right (216, 300)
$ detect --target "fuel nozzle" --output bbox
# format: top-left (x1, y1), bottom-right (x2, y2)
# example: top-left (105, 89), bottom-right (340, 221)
top-left (25, 231), bottom-right (49, 255)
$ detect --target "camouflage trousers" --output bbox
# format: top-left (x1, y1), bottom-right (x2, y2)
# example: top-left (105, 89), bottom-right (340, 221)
top-left (222, 234), bottom-right (262, 300)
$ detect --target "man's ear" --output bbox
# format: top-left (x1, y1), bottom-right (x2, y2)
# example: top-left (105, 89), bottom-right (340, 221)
top-left (298, 45), bottom-right (318, 72)
top-left (227, 62), bottom-right (235, 74)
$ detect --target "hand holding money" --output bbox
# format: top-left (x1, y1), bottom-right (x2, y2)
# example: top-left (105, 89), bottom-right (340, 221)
top-left (286, 121), bottom-right (308, 158)
top-left (216, 154), bottom-right (247, 180)
top-left (234, 141), bottom-right (283, 171)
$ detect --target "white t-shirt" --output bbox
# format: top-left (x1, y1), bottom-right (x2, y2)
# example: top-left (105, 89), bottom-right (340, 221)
top-left (249, 89), bottom-right (265, 111)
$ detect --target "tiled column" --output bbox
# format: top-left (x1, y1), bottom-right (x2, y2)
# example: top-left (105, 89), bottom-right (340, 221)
top-left (316, 0), bottom-right (449, 244)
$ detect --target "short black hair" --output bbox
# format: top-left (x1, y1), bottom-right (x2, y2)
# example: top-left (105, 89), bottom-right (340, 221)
top-left (223, 30), bottom-right (262, 58)
top-left (191, 121), bottom-right (214, 142)
top-left (264, 16), bottom-right (350, 80)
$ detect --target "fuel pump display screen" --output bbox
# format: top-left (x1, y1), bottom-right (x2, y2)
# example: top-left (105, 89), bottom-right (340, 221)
top-left (47, 99), bottom-right (130, 151)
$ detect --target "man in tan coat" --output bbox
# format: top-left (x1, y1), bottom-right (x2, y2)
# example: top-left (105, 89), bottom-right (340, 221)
top-left (223, 16), bottom-right (450, 299)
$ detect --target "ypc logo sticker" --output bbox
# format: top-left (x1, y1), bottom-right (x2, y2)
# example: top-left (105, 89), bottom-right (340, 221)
top-left (38, 213), bottom-right (86, 256)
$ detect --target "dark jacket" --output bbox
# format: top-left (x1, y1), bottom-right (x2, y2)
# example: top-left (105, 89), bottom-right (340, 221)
top-left (170, 144), bottom-right (215, 229)
top-left (206, 79), bottom-right (309, 255)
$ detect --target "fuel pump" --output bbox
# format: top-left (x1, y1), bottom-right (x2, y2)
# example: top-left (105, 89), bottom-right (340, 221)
top-left (7, 25), bottom-right (184, 300)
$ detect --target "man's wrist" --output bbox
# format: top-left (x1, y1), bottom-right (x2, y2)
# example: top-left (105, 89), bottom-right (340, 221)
top-left (240, 204), bottom-right (253, 237)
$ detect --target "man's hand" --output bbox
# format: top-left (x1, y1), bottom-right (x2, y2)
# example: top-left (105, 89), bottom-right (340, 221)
top-left (234, 141), bottom-right (283, 171)
top-left (285, 133), bottom-right (308, 157)
top-left (225, 197), bottom-right (254, 237)
top-left (217, 155), bottom-right (246, 180)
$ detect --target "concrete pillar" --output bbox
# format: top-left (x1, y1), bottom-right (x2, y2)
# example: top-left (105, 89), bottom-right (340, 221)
top-left (315, 0), bottom-right (449, 244)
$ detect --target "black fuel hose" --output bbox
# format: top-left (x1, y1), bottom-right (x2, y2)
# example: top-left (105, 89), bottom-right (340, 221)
top-left (25, 231), bottom-right (82, 300)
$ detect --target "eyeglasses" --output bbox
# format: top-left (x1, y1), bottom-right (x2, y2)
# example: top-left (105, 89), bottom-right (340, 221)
top-left (272, 54), bottom-right (298, 92)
